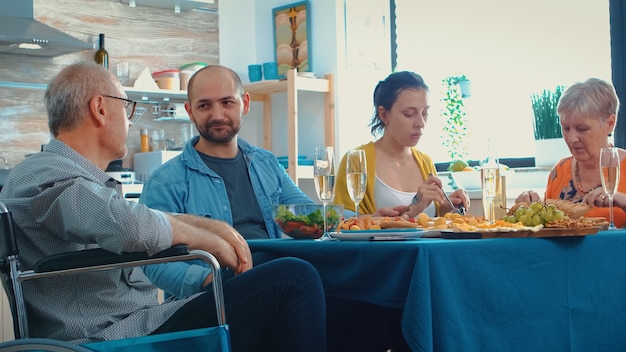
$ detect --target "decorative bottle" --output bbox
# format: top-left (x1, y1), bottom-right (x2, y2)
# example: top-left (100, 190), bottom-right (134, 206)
top-left (95, 33), bottom-right (108, 69)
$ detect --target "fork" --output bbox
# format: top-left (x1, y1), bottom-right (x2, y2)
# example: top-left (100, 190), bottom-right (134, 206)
top-left (428, 173), bottom-right (465, 215)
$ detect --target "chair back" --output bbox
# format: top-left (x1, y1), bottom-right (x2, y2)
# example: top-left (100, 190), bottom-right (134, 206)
top-left (0, 200), bottom-right (22, 339)
top-left (0, 201), bottom-right (17, 260)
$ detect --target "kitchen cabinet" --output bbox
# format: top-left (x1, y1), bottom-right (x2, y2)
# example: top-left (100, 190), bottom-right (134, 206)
top-left (125, 68), bottom-right (335, 183)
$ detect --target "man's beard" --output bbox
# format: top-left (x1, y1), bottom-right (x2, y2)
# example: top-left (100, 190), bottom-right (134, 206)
top-left (197, 120), bottom-right (240, 144)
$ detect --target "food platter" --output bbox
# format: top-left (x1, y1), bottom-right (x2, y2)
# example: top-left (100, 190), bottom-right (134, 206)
top-left (440, 226), bottom-right (604, 239)
top-left (329, 228), bottom-right (441, 241)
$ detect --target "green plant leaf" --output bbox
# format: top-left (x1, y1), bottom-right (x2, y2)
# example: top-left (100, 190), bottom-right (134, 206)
top-left (441, 74), bottom-right (470, 162)
top-left (531, 85), bottom-right (565, 140)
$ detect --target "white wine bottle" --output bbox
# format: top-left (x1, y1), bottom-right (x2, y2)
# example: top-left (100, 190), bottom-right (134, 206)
top-left (95, 33), bottom-right (108, 69)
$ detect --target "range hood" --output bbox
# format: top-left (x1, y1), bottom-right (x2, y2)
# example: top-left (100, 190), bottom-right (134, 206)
top-left (0, 0), bottom-right (93, 57)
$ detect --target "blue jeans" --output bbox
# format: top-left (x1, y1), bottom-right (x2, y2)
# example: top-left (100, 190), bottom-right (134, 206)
top-left (253, 251), bottom-right (409, 352)
top-left (152, 257), bottom-right (326, 352)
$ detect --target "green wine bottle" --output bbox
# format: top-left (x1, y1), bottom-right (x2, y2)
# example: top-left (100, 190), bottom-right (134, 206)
top-left (95, 33), bottom-right (108, 69)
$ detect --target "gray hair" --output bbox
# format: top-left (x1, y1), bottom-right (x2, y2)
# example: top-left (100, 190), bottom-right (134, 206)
top-left (45, 61), bottom-right (116, 136)
top-left (557, 78), bottom-right (620, 123)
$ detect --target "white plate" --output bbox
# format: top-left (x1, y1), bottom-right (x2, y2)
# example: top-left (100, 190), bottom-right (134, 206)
top-left (329, 228), bottom-right (440, 241)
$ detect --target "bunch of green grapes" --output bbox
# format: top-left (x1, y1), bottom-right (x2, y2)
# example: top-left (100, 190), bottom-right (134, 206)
top-left (503, 201), bottom-right (566, 226)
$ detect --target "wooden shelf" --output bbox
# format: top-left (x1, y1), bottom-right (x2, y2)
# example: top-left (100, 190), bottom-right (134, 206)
top-left (246, 76), bottom-right (330, 100)
top-left (124, 87), bottom-right (187, 103)
top-left (243, 69), bottom-right (335, 183)
top-left (120, 0), bottom-right (214, 12)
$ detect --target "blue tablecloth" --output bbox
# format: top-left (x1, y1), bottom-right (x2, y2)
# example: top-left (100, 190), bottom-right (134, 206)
top-left (248, 231), bottom-right (626, 352)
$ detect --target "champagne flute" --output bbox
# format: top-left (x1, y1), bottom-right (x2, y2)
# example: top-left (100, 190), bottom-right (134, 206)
top-left (600, 147), bottom-right (620, 230)
top-left (314, 146), bottom-right (337, 241)
top-left (345, 149), bottom-right (367, 218)
top-left (480, 161), bottom-right (499, 223)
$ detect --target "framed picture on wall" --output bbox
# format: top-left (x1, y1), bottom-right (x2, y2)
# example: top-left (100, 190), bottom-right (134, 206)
top-left (272, 1), bottom-right (311, 77)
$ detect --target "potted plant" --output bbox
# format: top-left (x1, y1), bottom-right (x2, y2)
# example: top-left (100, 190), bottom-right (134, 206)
top-left (531, 86), bottom-right (570, 167)
top-left (458, 76), bottom-right (472, 98)
top-left (531, 86), bottom-right (564, 140)
top-left (441, 74), bottom-right (471, 171)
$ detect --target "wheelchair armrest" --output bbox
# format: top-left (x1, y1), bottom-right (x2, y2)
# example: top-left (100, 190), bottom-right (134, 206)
top-left (33, 245), bottom-right (189, 273)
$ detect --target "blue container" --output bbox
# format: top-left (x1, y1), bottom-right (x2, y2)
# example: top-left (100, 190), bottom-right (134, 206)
top-left (263, 62), bottom-right (278, 80)
top-left (247, 64), bottom-right (262, 82)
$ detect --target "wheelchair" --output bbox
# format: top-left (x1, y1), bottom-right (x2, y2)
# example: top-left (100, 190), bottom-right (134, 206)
top-left (0, 200), bottom-right (230, 352)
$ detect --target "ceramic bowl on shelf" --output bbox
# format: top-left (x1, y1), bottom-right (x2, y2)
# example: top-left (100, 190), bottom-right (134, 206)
top-left (272, 204), bottom-right (343, 239)
top-left (297, 72), bottom-right (316, 78)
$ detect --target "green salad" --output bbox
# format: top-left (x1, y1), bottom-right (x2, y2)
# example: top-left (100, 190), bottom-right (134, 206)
top-left (274, 205), bottom-right (341, 239)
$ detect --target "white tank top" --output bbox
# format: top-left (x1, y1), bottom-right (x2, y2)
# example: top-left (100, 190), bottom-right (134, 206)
top-left (374, 174), bottom-right (436, 217)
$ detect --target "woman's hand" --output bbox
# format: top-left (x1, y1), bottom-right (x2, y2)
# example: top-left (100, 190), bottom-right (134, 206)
top-left (446, 189), bottom-right (470, 212)
top-left (403, 174), bottom-right (448, 218)
top-left (374, 205), bottom-right (410, 217)
top-left (515, 190), bottom-right (542, 204)
top-left (584, 190), bottom-right (626, 213)
top-left (582, 187), bottom-right (611, 208)
top-left (613, 193), bottom-right (626, 210)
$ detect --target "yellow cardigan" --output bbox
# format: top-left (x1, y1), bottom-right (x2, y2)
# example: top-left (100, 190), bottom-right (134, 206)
top-left (334, 141), bottom-right (440, 216)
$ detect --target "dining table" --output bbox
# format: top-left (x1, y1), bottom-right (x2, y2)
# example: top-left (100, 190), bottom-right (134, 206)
top-left (248, 230), bottom-right (626, 352)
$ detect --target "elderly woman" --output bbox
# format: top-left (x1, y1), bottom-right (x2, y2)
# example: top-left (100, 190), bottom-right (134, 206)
top-left (516, 78), bottom-right (626, 227)
top-left (334, 71), bottom-right (470, 218)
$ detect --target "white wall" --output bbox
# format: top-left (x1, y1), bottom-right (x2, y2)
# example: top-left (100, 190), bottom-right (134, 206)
top-left (219, 0), bottom-right (344, 160)
top-left (219, 0), bottom-right (393, 164)
top-left (394, 0), bottom-right (611, 163)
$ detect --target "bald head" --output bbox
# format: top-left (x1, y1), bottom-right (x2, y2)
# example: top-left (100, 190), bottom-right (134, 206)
top-left (187, 65), bottom-right (244, 102)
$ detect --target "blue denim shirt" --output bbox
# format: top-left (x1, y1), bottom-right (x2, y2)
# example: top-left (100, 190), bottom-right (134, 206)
top-left (140, 136), bottom-right (313, 298)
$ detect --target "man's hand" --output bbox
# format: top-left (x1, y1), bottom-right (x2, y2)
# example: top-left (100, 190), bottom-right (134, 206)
top-left (168, 214), bottom-right (253, 275)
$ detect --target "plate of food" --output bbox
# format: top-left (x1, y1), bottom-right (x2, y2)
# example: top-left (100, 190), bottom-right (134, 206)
top-left (440, 226), bottom-right (603, 239)
top-left (330, 228), bottom-right (441, 241)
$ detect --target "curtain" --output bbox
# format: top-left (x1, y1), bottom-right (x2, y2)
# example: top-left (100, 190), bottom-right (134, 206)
top-left (611, 0), bottom-right (626, 148)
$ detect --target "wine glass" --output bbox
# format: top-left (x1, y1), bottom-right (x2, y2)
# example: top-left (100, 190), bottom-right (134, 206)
top-left (600, 147), bottom-right (620, 230)
top-left (480, 161), bottom-right (499, 224)
top-left (313, 146), bottom-right (337, 241)
top-left (345, 149), bottom-right (367, 218)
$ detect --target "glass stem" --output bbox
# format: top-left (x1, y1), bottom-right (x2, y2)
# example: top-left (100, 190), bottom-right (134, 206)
top-left (355, 201), bottom-right (359, 218)
top-left (609, 196), bottom-right (615, 229)
top-left (322, 202), bottom-right (328, 237)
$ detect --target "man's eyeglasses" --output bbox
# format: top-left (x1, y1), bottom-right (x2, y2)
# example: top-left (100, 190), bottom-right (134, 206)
top-left (103, 95), bottom-right (138, 122)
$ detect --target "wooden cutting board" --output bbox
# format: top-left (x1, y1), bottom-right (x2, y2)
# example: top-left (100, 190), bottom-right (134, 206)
top-left (441, 227), bottom-right (603, 239)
